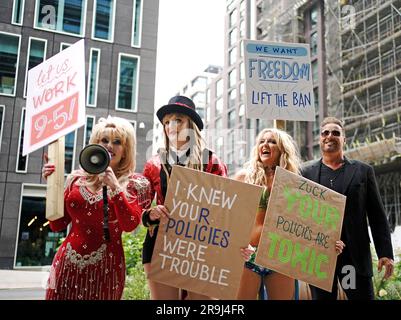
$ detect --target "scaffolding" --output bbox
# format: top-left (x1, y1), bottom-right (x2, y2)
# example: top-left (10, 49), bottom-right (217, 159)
top-left (325, 0), bottom-right (401, 229)
top-left (256, 0), bottom-right (401, 227)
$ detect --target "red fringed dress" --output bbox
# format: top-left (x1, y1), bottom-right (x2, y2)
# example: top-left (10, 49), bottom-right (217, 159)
top-left (45, 174), bottom-right (150, 300)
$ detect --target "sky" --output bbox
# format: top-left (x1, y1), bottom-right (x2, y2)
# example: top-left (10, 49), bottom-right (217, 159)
top-left (154, 0), bottom-right (226, 111)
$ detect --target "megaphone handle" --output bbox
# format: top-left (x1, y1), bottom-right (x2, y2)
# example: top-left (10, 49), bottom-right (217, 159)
top-left (103, 185), bottom-right (110, 241)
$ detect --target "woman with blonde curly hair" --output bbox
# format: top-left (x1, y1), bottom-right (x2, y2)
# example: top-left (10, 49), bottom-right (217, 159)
top-left (42, 116), bottom-right (151, 300)
top-left (236, 128), bottom-right (344, 300)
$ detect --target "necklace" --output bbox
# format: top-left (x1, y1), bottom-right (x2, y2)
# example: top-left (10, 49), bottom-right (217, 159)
top-left (329, 163), bottom-right (345, 188)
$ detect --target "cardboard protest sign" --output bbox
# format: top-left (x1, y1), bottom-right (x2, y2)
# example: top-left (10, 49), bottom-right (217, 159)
top-left (23, 39), bottom-right (86, 156)
top-left (243, 40), bottom-right (315, 121)
top-left (255, 167), bottom-right (346, 292)
top-left (148, 166), bottom-right (263, 299)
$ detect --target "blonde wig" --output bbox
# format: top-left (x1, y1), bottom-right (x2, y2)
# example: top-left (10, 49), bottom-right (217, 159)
top-left (67, 116), bottom-right (136, 197)
top-left (244, 128), bottom-right (301, 186)
top-left (162, 113), bottom-right (206, 171)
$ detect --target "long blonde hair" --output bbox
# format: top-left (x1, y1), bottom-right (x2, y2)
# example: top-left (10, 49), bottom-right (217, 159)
top-left (162, 113), bottom-right (206, 170)
top-left (67, 116), bottom-right (136, 195)
top-left (244, 128), bottom-right (301, 186)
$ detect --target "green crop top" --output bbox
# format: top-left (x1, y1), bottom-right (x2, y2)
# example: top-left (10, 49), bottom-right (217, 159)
top-left (258, 187), bottom-right (269, 209)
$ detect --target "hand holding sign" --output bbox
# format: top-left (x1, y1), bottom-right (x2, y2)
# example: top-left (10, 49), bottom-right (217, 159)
top-left (149, 205), bottom-right (170, 221)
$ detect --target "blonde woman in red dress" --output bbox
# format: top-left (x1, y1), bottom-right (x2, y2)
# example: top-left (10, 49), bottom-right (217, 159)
top-left (42, 116), bottom-right (151, 300)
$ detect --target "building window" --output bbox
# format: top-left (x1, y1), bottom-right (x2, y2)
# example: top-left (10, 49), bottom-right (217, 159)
top-left (310, 31), bottom-right (318, 57)
top-left (132, 0), bottom-right (142, 47)
top-left (228, 130), bottom-right (235, 152)
top-left (24, 38), bottom-right (47, 97)
top-left (216, 97), bottom-right (223, 117)
top-left (239, 62), bottom-right (244, 80)
top-left (215, 117), bottom-right (223, 131)
top-left (16, 108), bottom-right (28, 173)
top-left (310, 6), bottom-right (318, 29)
top-left (116, 54), bottom-right (140, 112)
top-left (196, 107), bottom-right (205, 120)
top-left (240, 0), bottom-right (245, 17)
top-left (229, 28), bottom-right (237, 47)
top-left (239, 104), bottom-right (245, 124)
top-left (15, 184), bottom-right (66, 267)
top-left (65, 130), bottom-right (76, 174)
top-left (216, 78), bottom-right (223, 97)
top-left (229, 9), bottom-right (237, 28)
top-left (192, 92), bottom-right (205, 120)
top-left (313, 89), bottom-right (319, 136)
top-left (312, 61), bottom-right (318, 84)
top-left (129, 120), bottom-right (137, 139)
top-left (87, 48), bottom-right (100, 106)
top-left (229, 69), bottom-right (237, 88)
top-left (228, 109), bottom-right (236, 128)
top-left (191, 76), bottom-right (207, 90)
top-left (192, 92), bottom-right (204, 106)
top-left (216, 136), bottom-right (224, 160)
top-left (12, 0), bottom-right (25, 25)
top-left (35, 0), bottom-right (87, 36)
top-left (60, 42), bottom-right (71, 51)
top-left (228, 89), bottom-right (237, 108)
top-left (0, 32), bottom-right (21, 96)
top-left (240, 19), bottom-right (246, 38)
top-left (92, 0), bottom-right (115, 41)
top-left (229, 47), bottom-right (237, 66)
top-left (130, 120), bottom-right (136, 131)
top-left (205, 105), bottom-right (210, 122)
top-left (239, 82), bottom-right (245, 100)
top-left (0, 105), bottom-right (4, 152)
top-left (83, 116), bottom-right (95, 146)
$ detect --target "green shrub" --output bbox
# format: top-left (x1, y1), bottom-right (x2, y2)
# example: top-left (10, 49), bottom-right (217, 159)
top-left (122, 226), bottom-right (150, 300)
top-left (122, 226), bottom-right (146, 270)
top-left (123, 262), bottom-right (150, 300)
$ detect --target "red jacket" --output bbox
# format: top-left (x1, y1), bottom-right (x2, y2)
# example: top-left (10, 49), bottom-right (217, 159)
top-left (143, 150), bottom-right (228, 205)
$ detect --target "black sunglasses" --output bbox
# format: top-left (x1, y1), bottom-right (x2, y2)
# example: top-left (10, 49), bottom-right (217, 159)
top-left (321, 130), bottom-right (341, 137)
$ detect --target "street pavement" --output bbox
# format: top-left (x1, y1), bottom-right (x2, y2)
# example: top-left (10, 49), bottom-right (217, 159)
top-left (0, 270), bottom-right (48, 300)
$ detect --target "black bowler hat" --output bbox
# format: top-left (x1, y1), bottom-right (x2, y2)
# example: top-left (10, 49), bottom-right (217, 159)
top-left (156, 96), bottom-right (204, 131)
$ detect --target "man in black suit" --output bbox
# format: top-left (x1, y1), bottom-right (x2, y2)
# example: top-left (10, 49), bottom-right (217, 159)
top-left (302, 117), bottom-right (394, 300)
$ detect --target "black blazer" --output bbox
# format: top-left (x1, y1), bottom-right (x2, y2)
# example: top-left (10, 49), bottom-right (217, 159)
top-left (302, 157), bottom-right (393, 277)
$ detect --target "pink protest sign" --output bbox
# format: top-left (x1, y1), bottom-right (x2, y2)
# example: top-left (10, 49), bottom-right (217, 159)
top-left (23, 39), bottom-right (86, 156)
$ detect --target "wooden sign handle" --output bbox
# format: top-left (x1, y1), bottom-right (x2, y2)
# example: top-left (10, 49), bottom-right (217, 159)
top-left (46, 137), bottom-right (65, 221)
